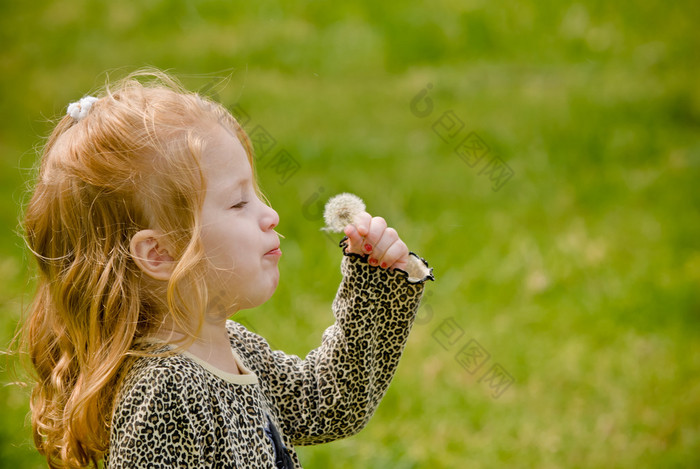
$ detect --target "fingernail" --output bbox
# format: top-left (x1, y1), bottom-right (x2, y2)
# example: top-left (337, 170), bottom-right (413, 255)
top-left (364, 243), bottom-right (373, 253)
top-left (381, 262), bottom-right (388, 269)
top-left (369, 258), bottom-right (378, 266)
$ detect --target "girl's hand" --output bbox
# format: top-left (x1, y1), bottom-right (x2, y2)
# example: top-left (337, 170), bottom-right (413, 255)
top-left (343, 212), bottom-right (409, 271)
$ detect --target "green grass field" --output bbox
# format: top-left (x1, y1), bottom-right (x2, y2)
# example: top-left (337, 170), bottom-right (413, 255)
top-left (1, 1), bottom-right (698, 467)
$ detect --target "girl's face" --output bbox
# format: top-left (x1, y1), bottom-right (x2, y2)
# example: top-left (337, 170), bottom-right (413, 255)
top-left (199, 124), bottom-right (281, 315)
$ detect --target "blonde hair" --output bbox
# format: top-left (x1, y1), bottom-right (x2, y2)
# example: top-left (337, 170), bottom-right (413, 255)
top-left (20, 70), bottom-right (255, 468)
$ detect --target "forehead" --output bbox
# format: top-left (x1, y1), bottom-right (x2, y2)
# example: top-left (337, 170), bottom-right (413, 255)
top-left (202, 124), bottom-right (252, 188)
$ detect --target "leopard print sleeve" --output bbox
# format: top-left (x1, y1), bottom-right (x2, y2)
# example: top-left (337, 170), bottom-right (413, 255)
top-left (229, 240), bottom-right (434, 447)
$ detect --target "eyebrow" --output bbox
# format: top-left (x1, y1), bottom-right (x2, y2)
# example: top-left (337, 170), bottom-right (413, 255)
top-left (221, 176), bottom-right (248, 194)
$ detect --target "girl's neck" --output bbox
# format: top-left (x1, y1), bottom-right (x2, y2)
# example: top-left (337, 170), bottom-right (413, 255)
top-left (153, 317), bottom-right (242, 375)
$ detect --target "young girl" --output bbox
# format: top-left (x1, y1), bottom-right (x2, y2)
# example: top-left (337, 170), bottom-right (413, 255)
top-left (21, 70), bottom-right (433, 468)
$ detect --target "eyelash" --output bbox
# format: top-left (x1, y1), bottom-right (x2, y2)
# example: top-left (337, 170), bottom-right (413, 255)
top-left (231, 201), bottom-right (248, 209)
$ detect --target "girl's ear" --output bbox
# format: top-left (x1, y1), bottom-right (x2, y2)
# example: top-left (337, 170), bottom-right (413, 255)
top-left (130, 229), bottom-right (176, 281)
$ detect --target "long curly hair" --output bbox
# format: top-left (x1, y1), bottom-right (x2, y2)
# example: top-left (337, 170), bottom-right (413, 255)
top-left (20, 70), bottom-right (255, 468)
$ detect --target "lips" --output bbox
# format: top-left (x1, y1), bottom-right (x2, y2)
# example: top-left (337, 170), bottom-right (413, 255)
top-left (265, 246), bottom-right (282, 256)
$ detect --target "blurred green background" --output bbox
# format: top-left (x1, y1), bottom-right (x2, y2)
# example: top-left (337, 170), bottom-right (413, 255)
top-left (1, 1), bottom-right (699, 467)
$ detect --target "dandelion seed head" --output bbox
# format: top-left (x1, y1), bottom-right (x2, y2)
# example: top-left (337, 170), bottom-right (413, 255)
top-left (322, 193), bottom-right (366, 232)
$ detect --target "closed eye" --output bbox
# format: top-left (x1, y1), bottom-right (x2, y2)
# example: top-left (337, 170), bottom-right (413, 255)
top-left (231, 201), bottom-right (248, 209)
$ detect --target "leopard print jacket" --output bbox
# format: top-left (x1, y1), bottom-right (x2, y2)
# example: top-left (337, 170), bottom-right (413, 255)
top-left (106, 242), bottom-right (433, 468)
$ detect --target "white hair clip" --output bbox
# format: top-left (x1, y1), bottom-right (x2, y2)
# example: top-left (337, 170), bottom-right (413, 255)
top-left (322, 193), bottom-right (366, 232)
top-left (66, 96), bottom-right (99, 121)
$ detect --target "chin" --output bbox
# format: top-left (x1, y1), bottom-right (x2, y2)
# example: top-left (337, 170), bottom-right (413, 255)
top-left (265, 279), bottom-right (279, 302)
top-left (268, 267), bottom-right (280, 291)
top-left (247, 278), bottom-right (280, 310)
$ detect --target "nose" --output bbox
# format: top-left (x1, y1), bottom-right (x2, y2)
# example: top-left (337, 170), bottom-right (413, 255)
top-left (262, 203), bottom-right (279, 231)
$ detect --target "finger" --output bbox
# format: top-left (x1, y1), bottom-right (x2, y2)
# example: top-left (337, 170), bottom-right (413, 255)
top-left (377, 238), bottom-right (409, 270)
top-left (351, 212), bottom-right (372, 237)
top-left (348, 212), bottom-right (373, 254)
top-left (390, 258), bottom-right (409, 272)
top-left (369, 227), bottom-right (399, 262)
top-left (364, 216), bottom-right (387, 252)
top-left (343, 223), bottom-right (364, 255)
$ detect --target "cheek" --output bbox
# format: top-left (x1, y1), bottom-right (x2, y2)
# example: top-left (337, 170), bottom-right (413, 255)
top-left (201, 225), bottom-right (241, 263)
